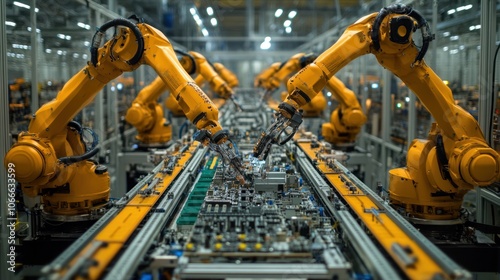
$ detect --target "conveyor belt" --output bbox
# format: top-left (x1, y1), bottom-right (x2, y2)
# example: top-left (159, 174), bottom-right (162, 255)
top-left (44, 142), bottom-right (204, 280)
top-left (294, 140), bottom-right (470, 280)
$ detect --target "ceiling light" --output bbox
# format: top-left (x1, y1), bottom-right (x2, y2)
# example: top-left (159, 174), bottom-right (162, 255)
top-left (275, 9), bottom-right (283, 18)
top-left (326, 92), bottom-right (332, 97)
top-left (57, 50), bottom-right (63, 55)
top-left (443, 46), bottom-right (449, 51)
top-left (260, 41), bottom-right (271, 50)
top-left (65, 35), bottom-right (71, 40)
top-left (5, 21), bottom-right (16, 27)
top-left (77, 22), bottom-right (91, 30)
top-left (285, 26), bottom-right (292, 33)
top-left (450, 49), bottom-right (459, 54)
top-left (288, 11), bottom-right (297, 19)
top-left (13, 1), bottom-right (38, 12)
top-left (73, 53), bottom-right (79, 58)
top-left (265, 36), bottom-right (271, 42)
top-left (27, 27), bottom-right (40, 33)
top-left (190, 8), bottom-right (196, 15)
top-left (45, 48), bottom-right (51, 53)
top-left (443, 31), bottom-right (450, 37)
top-left (193, 14), bottom-right (202, 26)
top-left (284, 20), bottom-right (291, 27)
top-left (459, 45), bottom-right (465, 50)
top-left (201, 28), bottom-right (209, 36)
top-left (450, 35), bottom-right (459, 41)
top-left (207, 7), bottom-right (213, 16)
top-left (405, 97), bottom-right (410, 102)
top-left (210, 18), bottom-right (217, 26)
top-left (84, 41), bottom-right (90, 47)
top-left (57, 33), bottom-right (65, 39)
top-left (447, 9), bottom-right (456, 15)
top-left (13, 1), bottom-right (30, 9)
top-left (82, 54), bottom-right (88, 60)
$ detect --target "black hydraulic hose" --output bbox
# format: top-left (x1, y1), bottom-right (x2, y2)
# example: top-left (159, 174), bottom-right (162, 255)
top-left (90, 18), bottom-right (144, 67)
top-left (59, 146), bottom-right (100, 165)
top-left (67, 120), bottom-right (83, 134)
top-left (174, 49), bottom-right (197, 75)
top-left (489, 42), bottom-right (500, 145)
top-left (371, 4), bottom-right (434, 64)
top-left (299, 53), bottom-right (317, 68)
top-left (435, 134), bottom-right (450, 180)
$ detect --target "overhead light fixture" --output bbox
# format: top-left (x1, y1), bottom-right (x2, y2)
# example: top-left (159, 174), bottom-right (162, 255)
top-left (288, 11), bottom-right (297, 19)
top-left (326, 92), bottom-right (332, 97)
top-left (405, 97), bottom-right (410, 102)
top-left (77, 22), bottom-right (91, 30)
top-left (73, 53), bottom-right (79, 58)
top-left (210, 18), bottom-right (217, 26)
top-left (13, 1), bottom-right (38, 12)
top-left (261, 37), bottom-right (271, 50)
top-left (82, 53), bottom-right (88, 60)
top-left (443, 31), bottom-right (450, 37)
top-left (84, 41), bottom-right (90, 47)
top-left (190, 8), bottom-right (196, 15)
top-left (285, 26), bottom-right (292, 33)
top-left (443, 46), bottom-right (449, 51)
top-left (202, 28), bottom-right (209, 36)
top-left (12, 43), bottom-right (30, 49)
top-left (459, 45), bottom-right (465, 50)
top-left (284, 20), bottom-right (291, 27)
top-left (260, 41), bottom-right (271, 50)
top-left (450, 49), bottom-right (459, 54)
top-left (45, 48), bottom-right (51, 53)
top-left (450, 35), bottom-right (459, 41)
top-left (207, 7), bottom-right (214, 16)
top-left (275, 9), bottom-right (283, 18)
top-left (447, 9), bottom-right (456, 15)
top-left (193, 14), bottom-right (202, 26)
top-left (27, 27), bottom-right (40, 33)
top-left (456, 4), bottom-right (472, 11)
top-left (57, 33), bottom-right (65, 39)
top-left (65, 35), bottom-right (71, 40)
top-left (469, 24), bottom-right (481, 31)
top-left (5, 21), bottom-right (16, 27)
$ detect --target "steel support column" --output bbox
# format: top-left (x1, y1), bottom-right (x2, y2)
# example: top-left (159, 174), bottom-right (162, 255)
top-left (94, 11), bottom-right (105, 156)
top-left (30, 0), bottom-right (38, 113)
top-left (407, 92), bottom-right (416, 145)
top-left (478, 0), bottom-right (496, 144)
top-left (1, 0), bottom-right (15, 278)
top-left (381, 70), bottom-right (391, 186)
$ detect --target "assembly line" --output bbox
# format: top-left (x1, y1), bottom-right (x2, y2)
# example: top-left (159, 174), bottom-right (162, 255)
top-left (2, 2), bottom-right (500, 280)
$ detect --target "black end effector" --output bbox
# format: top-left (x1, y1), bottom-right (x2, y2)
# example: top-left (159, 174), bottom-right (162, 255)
top-left (371, 4), bottom-right (434, 64)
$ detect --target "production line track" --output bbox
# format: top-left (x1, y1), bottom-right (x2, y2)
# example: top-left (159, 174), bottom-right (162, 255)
top-left (42, 142), bottom-right (207, 280)
top-left (293, 138), bottom-right (470, 280)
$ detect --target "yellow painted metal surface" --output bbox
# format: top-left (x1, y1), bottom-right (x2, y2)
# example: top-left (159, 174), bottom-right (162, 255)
top-left (59, 142), bottom-right (200, 280)
top-left (296, 141), bottom-right (449, 280)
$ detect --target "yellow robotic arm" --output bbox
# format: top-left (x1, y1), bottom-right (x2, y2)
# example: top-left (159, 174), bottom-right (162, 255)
top-left (254, 4), bottom-right (500, 220)
top-left (213, 62), bottom-right (239, 88)
top-left (177, 50), bottom-right (233, 99)
top-left (254, 62), bottom-right (281, 88)
top-left (265, 53), bottom-right (317, 90)
top-left (260, 53), bottom-right (318, 102)
top-left (321, 76), bottom-right (366, 146)
top-left (5, 18), bottom-right (246, 219)
top-left (125, 76), bottom-right (171, 147)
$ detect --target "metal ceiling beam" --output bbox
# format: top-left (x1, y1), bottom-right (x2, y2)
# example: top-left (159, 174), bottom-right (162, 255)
top-left (170, 36), bottom-right (311, 42)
